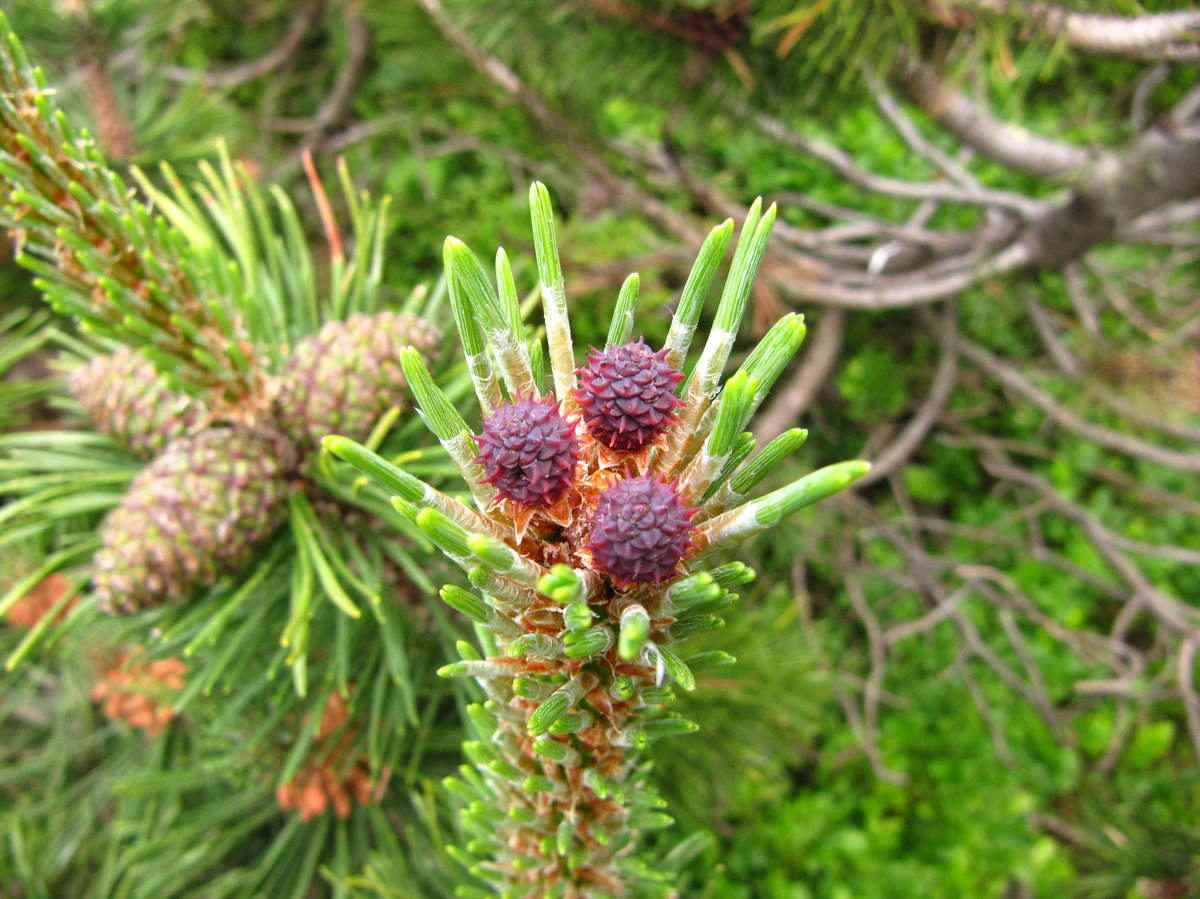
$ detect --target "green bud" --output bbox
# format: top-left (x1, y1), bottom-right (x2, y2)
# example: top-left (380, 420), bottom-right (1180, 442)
top-left (488, 758), bottom-right (524, 782)
top-left (640, 688), bottom-right (675, 706)
top-left (752, 460), bottom-right (871, 527)
top-left (708, 561), bottom-right (756, 588)
top-left (605, 272), bottom-right (640, 349)
top-left (685, 650), bottom-right (737, 670)
top-left (462, 741), bottom-right (494, 768)
top-left (399, 347), bottom-right (472, 441)
top-left (528, 691), bottom-right (570, 736)
top-left (618, 604), bottom-right (651, 661)
top-left (440, 585), bottom-right (490, 623)
top-left (563, 626), bottom-right (612, 660)
top-left (583, 768), bottom-right (622, 801)
top-left (563, 600), bottom-right (593, 632)
top-left (444, 847), bottom-right (476, 874)
top-left (656, 645), bottom-right (696, 692)
top-left (465, 703), bottom-right (496, 741)
top-left (532, 736), bottom-right (569, 761)
top-left (669, 614), bottom-right (724, 642)
top-left (729, 428), bottom-right (808, 496)
top-left (508, 633), bottom-right (563, 659)
top-left (321, 436), bottom-right (426, 502)
top-left (536, 563), bottom-right (581, 603)
top-left (610, 676), bottom-right (637, 701)
top-left (641, 716), bottom-right (700, 739)
top-left (666, 573), bottom-right (721, 608)
top-left (442, 776), bottom-right (480, 802)
top-left (467, 534), bottom-right (516, 571)
top-left (631, 811), bottom-right (676, 830)
top-left (556, 819), bottom-right (574, 857)
top-left (513, 676), bottom-right (553, 699)
top-left (417, 507), bottom-right (471, 557)
top-left (438, 661), bottom-right (471, 678)
top-left (468, 801), bottom-right (504, 824)
top-left (523, 775), bottom-right (555, 793)
top-left (548, 711), bottom-right (592, 735)
top-left (465, 839), bottom-right (495, 856)
top-left (508, 805), bottom-right (536, 823)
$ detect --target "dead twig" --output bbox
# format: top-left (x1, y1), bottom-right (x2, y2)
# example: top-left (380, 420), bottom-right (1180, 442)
top-left (164, 0), bottom-right (325, 90)
top-left (859, 305), bottom-right (958, 486)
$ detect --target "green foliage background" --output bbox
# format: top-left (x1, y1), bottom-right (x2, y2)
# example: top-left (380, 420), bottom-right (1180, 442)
top-left (2, 1), bottom-right (1198, 897)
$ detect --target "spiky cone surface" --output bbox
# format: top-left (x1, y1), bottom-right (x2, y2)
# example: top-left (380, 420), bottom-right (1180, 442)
top-left (586, 476), bottom-right (695, 585)
top-left (329, 186), bottom-right (871, 897)
top-left (274, 311), bottom-right (441, 450)
top-left (576, 339), bottom-right (683, 453)
top-left (68, 348), bottom-right (209, 460)
top-left (93, 427), bottom-right (297, 614)
top-left (275, 692), bottom-right (390, 822)
top-left (478, 396), bottom-right (580, 508)
top-left (89, 647), bottom-right (187, 737)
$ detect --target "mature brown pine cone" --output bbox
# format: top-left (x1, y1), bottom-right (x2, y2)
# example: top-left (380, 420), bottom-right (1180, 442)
top-left (274, 311), bottom-right (441, 449)
top-left (68, 347), bottom-right (208, 459)
top-left (92, 426), bottom-right (296, 613)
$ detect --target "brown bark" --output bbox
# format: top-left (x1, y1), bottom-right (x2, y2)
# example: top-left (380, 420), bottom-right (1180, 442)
top-left (1022, 123), bottom-right (1200, 268)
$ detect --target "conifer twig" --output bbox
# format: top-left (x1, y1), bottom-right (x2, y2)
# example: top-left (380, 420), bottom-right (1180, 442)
top-left (330, 184), bottom-right (868, 896)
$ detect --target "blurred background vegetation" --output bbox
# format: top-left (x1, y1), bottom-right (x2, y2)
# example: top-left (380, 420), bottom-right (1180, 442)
top-left (2, 1), bottom-right (1199, 897)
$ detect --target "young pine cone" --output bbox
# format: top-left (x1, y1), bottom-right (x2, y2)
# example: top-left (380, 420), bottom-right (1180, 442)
top-left (575, 338), bottom-right (683, 452)
top-left (274, 311), bottom-right (441, 449)
top-left (92, 427), bottom-right (296, 614)
top-left (68, 347), bottom-right (208, 459)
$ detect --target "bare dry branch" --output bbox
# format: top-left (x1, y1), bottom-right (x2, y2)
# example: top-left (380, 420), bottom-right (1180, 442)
top-left (842, 549), bottom-right (892, 781)
top-left (1025, 295), bottom-right (1080, 376)
top-left (416, 0), bottom-right (705, 245)
top-left (303, 6), bottom-right (371, 147)
top-left (864, 69), bottom-right (979, 189)
top-left (749, 104), bottom-right (1043, 215)
top-left (953, 651), bottom-right (1015, 764)
top-left (883, 583), bottom-right (969, 645)
top-left (1179, 638), bottom-right (1200, 759)
top-left (1063, 263), bottom-right (1101, 334)
top-left (978, 448), bottom-right (1200, 633)
top-left (164, 0), bottom-right (325, 90)
top-left (860, 306), bottom-right (958, 486)
top-left (951, 2), bottom-right (1200, 58)
top-left (958, 337), bottom-right (1200, 474)
top-left (894, 51), bottom-right (1092, 178)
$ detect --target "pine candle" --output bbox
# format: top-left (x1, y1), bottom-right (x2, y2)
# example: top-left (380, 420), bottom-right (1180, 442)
top-left (328, 183), bottom-right (869, 897)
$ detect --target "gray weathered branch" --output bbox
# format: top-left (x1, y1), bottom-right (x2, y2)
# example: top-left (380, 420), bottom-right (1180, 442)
top-left (950, 2), bottom-right (1200, 58)
top-left (895, 52), bottom-right (1092, 178)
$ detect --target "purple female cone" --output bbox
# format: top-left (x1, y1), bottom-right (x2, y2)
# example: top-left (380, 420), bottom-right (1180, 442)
top-left (587, 476), bottom-right (695, 584)
top-left (576, 339), bottom-right (683, 452)
top-left (477, 397), bottom-right (580, 508)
